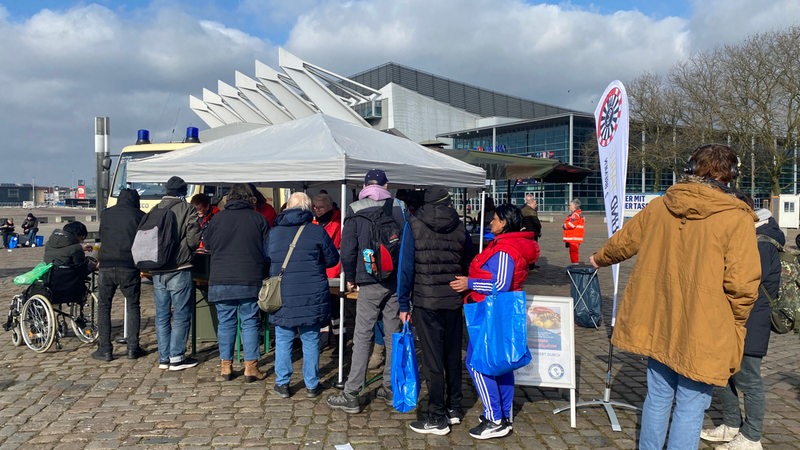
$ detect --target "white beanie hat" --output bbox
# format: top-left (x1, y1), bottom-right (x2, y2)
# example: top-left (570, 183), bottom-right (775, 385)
top-left (755, 208), bottom-right (772, 227)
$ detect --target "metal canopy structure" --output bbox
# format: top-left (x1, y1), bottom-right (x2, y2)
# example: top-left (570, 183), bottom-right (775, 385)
top-left (433, 148), bottom-right (592, 183)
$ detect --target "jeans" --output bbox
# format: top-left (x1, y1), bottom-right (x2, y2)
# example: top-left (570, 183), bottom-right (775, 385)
top-left (97, 267), bottom-right (141, 353)
top-left (717, 355), bottom-right (764, 441)
top-left (25, 228), bottom-right (38, 245)
top-left (152, 270), bottom-right (194, 363)
top-left (275, 325), bottom-right (320, 389)
top-left (214, 298), bottom-right (260, 361)
top-left (639, 357), bottom-right (713, 450)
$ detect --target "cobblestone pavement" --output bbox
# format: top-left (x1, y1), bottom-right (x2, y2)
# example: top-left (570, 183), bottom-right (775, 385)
top-left (0, 207), bottom-right (798, 449)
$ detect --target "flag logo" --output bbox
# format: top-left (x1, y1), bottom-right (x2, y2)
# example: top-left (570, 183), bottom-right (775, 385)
top-left (597, 87), bottom-right (623, 147)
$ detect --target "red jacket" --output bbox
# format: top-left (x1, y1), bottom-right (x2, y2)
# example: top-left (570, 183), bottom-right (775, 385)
top-left (465, 231), bottom-right (539, 303)
top-left (562, 209), bottom-right (585, 243)
top-left (314, 208), bottom-right (342, 278)
top-left (256, 203), bottom-right (277, 227)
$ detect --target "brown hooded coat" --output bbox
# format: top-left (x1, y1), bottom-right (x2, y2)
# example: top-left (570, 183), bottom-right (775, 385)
top-left (592, 178), bottom-right (760, 386)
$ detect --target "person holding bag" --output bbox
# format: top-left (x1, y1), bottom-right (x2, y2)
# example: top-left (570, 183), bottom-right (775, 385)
top-left (397, 186), bottom-right (473, 435)
top-left (205, 184), bottom-right (270, 382)
top-left (450, 204), bottom-right (539, 440)
top-left (267, 192), bottom-right (339, 398)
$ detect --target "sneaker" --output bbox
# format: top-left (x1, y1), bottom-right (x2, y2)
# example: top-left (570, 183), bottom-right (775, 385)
top-left (158, 360), bottom-right (169, 370)
top-left (168, 357), bottom-right (199, 371)
top-left (306, 384), bottom-right (325, 398)
top-left (714, 433), bottom-right (763, 450)
top-left (326, 392), bottom-right (361, 414)
top-left (409, 417), bottom-right (450, 436)
top-left (447, 408), bottom-right (465, 425)
top-left (701, 424), bottom-right (740, 442)
top-left (274, 384), bottom-right (291, 398)
top-left (468, 416), bottom-right (510, 440)
top-left (375, 386), bottom-right (392, 404)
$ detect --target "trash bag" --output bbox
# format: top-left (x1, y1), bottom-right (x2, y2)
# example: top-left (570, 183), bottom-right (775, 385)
top-left (464, 289), bottom-right (532, 376)
top-left (13, 262), bottom-right (53, 285)
top-left (390, 321), bottom-right (420, 413)
top-left (568, 265), bottom-right (602, 328)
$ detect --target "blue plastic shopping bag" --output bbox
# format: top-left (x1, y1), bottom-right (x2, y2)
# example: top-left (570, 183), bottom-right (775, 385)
top-left (390, 321), bottom-right (420, 413)
top-left (464, 289), bottom-right (531, 376)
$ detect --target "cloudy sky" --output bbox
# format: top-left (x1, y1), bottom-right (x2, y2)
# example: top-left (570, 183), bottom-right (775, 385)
top-left (1, 0), bottom-right (798, 187)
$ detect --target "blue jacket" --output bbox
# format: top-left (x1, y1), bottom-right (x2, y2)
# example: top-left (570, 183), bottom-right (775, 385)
top-left (748, 216), bottom-right (783, 357)
top-left (267, 208), bottom-right (339, 328)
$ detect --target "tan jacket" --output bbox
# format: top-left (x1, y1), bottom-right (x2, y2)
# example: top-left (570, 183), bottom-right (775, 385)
top-left (593, 179), bottom-right (760, 386)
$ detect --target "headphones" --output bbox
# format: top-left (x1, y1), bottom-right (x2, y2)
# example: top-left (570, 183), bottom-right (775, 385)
top-left (684, 155), bottom-right (741, 179)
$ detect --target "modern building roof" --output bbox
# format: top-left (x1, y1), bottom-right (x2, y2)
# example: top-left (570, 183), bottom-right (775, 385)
top-left (437, 112), bottom-right (595, 138)
top-left (348, 62), bottom-right (578, 120)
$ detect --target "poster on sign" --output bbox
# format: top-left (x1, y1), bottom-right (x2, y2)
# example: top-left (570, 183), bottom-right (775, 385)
top-left (515, 295), bottom-right (575, 390)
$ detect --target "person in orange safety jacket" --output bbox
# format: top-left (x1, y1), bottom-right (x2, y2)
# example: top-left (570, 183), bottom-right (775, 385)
top-left (562, 199), bottom-right (584, 264)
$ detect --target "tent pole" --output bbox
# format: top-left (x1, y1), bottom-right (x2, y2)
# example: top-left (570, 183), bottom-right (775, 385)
top-left (479, 190), bottom-right (486, 253)
top-left (335, 182), bottom-right (347, 389)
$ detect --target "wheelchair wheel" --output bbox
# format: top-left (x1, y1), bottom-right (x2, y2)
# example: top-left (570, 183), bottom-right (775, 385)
top-left (70, 292), bottom-right (99, 344)
top-left (10, 324), bottom-right (23, 347)
top-left (20, 294), bottom-right (56, 352)
top-left (8, 294), bottom-right (24, 347)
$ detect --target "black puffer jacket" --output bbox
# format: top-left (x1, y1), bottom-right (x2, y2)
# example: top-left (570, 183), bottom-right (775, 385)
top-left (403, 203), bottom-right (469, 310)
top-left (267, 208), bottom-right (339, 328)
top-left (99, 189), bottom-right (144, 269)
top-left (747, 216), bottom-right (783, 357)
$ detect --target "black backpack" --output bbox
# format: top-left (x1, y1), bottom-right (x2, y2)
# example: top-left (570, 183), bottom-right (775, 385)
top-left (353, 199), bottom-right (403, 282)
top-left (131, 201), bottom-right (179, 270)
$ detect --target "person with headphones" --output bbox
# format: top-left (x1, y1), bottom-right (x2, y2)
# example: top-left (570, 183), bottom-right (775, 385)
top-left (589, 144), bottom-right (760, 450)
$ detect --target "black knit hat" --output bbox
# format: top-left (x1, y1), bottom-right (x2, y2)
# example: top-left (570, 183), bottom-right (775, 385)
top-left (166, 176), bottom-right (188, 196)
top-left (424, 186), bottom-right (451, 205)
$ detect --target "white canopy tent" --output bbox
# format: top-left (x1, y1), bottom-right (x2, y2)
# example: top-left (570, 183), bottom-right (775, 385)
top-left (126, 113), bottom-right (485, 387)
top-left (126, 113), bottom-right (486, 189)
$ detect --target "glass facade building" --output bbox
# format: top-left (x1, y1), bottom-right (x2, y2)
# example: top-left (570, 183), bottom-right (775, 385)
top-left (441, 114), bottom-right (604, 211)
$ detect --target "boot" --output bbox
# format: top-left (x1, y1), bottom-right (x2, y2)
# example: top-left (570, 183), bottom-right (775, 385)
top-left (368, 343), bottom-right (385, 370)
top-left (220, 360), bottom-right (233, 381)
top-left (244, 360), bottom-right (266, 383)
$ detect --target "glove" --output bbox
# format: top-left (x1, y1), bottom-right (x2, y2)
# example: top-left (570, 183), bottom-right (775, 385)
top-left (565, 242), bottom-right (570, 248)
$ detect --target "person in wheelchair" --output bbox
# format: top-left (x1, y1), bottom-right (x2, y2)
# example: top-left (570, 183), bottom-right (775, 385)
top-left (43, 221), bottom-right (97, 303)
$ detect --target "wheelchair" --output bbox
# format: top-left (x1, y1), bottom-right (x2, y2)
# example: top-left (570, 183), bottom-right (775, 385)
top-left (5, 261), bottom-right (99, 353)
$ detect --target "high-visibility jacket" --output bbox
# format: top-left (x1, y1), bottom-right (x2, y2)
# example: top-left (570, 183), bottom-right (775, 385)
top-left (562, 209), bottom-right (585, 243)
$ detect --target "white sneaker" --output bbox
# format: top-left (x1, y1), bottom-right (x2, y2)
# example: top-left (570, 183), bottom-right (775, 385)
top-left (714, 433), bottom-right (763, 450)
top-left (701, 424), bottom-right (740, 442)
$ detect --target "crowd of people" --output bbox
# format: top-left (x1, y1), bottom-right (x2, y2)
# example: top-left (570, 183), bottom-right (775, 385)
top-left (28, 144), bottom-right (782, 446)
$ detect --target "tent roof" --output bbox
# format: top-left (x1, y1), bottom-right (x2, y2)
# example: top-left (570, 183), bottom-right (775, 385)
top-left (434, 148), bottom-right (591, 183)
top-left (126, 114), bottom-right (486, 189)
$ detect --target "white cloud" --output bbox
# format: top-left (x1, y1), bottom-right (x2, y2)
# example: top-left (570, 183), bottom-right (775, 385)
top-left (0, 3), bottom-right (273, 186)
top-left (1, 0), bottom-right (798, 187)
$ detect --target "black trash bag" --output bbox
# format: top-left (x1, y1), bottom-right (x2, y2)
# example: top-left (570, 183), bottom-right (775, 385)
top-left (568, 265), bottom-right (602, 328)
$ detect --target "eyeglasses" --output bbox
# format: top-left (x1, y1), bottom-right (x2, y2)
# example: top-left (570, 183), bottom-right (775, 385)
top-left (312, 205), bottom-right (328, 210)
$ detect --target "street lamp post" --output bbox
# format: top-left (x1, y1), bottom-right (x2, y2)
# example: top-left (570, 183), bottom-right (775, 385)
top-left (32, 178), bottom-right (35, 208)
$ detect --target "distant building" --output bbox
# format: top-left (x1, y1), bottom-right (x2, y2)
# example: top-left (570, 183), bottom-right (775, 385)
top-left (0, 183), bottom-right (33, 206)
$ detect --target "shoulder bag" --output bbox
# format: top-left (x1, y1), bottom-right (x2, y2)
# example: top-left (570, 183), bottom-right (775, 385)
top-left (258, 225), bottom-right (305, 313)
